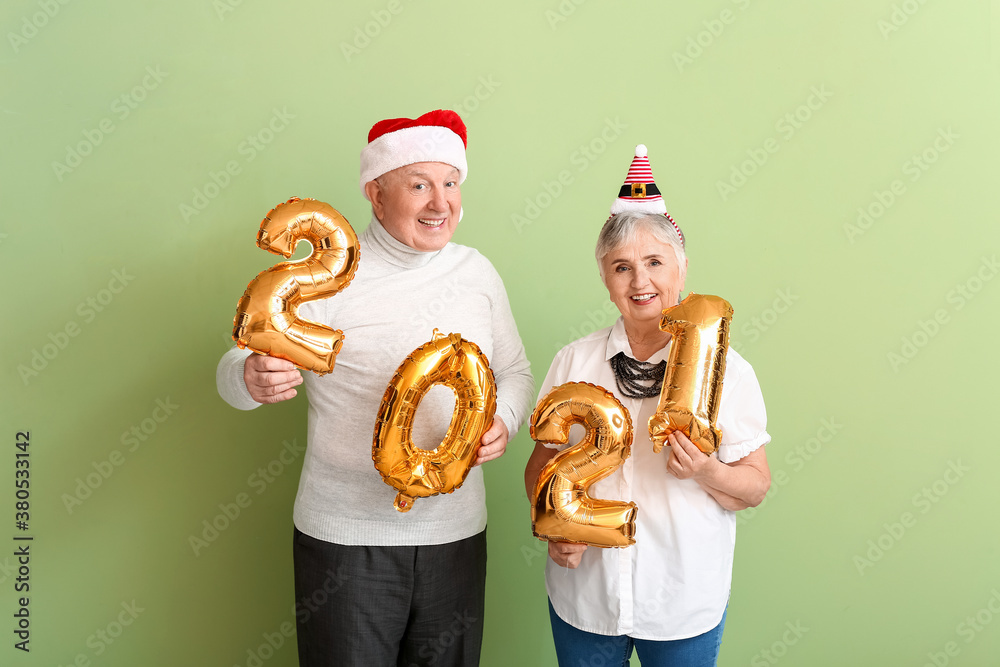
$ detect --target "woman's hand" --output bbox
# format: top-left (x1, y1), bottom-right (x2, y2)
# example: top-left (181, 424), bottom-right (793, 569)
top-left (665, 431), bottom-right (771, 510)
top-left (548, 541), bottom-right (588, 569)
top-left (665, 431), bottom-right (717, 481)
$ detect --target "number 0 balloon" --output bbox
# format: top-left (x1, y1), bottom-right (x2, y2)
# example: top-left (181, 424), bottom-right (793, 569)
top-left (232, 197), bottom-right (360, 375)
top-left (648, 293), bottom-right (733, 455)
top-left (372, 332), bottom-right (497, 513)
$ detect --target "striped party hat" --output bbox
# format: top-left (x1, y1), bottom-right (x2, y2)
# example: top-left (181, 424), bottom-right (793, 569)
top-left (609, 144), bottom-right (684, 247)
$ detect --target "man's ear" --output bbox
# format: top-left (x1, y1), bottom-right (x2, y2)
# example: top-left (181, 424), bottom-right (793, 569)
top-left (364, 180), bottom-right (383, 220)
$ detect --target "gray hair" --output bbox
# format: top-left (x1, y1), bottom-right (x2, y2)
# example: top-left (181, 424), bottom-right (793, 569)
top-left (595, 211), bottom-right (686, 277)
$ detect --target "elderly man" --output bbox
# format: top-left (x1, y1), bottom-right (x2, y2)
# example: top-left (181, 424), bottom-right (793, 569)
top-left (216, 109), bottom-right (534, 666)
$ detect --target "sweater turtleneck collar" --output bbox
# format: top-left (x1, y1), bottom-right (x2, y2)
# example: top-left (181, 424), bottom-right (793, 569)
top-left (361, 213), bottom-right (442, 269)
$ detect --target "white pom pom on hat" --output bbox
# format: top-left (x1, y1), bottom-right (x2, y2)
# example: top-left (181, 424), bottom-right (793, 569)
top-left (609, 144), bottom-right (684, 247)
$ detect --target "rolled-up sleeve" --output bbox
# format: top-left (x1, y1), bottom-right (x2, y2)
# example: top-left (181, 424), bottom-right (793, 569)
top-left (716, 354), bottom-right (770, 464)
top-left (216, 345), bottom-right (262, 411)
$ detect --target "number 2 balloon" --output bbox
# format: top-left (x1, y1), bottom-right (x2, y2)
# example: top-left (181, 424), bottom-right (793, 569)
top-left (232, 198), bottom-right (360, 375)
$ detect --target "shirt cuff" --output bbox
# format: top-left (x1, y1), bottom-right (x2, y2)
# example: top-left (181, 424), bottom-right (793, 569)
top-left (717, 431), bottom-right (770, 464)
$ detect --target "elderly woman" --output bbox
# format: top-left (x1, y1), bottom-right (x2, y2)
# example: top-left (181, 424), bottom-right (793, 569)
top-left (524, 150), bottom-right (771, 667)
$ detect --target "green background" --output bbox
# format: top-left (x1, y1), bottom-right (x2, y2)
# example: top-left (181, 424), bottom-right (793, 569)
top-left (2, 0), bottom-right (998, 665)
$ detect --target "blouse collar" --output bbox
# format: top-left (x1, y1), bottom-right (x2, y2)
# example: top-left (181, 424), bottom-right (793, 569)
top-left (361, 213), bottom-right (441, 269)
top-left (605, 317), bottom-right (672, 364)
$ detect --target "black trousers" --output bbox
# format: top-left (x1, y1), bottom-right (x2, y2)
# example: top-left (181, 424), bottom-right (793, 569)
top-left (293, 527), bottom-right (487, 667)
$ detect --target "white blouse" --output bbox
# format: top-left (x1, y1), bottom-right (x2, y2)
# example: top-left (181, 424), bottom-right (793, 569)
top-left (539, 318), bottom-right (770, 640)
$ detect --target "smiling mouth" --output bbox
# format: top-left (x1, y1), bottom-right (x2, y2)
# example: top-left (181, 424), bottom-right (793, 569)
top-left (631, 293), bottom-right (657, 303)
top-left (418, 218), bottom-right (446, 228)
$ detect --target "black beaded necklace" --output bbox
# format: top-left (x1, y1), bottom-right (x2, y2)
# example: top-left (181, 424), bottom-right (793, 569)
top-left (610, 351), bottom-right (666, 399)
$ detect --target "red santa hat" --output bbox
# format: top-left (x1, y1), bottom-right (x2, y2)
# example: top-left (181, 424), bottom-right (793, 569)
top-left (359, 109), bottom-right (468, 199)
top-left (610, 144), bottom-right (684, 247)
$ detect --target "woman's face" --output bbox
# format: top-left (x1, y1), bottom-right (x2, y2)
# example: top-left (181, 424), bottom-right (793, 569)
top-left (600, 228), bottom-right (687, 329)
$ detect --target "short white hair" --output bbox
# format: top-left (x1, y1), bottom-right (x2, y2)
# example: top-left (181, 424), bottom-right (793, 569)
top-left (596, 211), bottom-right (686, 277)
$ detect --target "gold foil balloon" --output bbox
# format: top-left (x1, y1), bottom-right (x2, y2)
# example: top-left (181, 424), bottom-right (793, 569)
top-left (372, 332), bottom-right (497, 513)
top-left (648, 293), bottom-right (733, 455)
top-left (232, 197), bottom-right (360, 375)
top-left (530, 382), bottom-right (637, 548)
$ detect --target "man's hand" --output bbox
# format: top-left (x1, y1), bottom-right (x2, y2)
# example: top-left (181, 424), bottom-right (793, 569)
top-left (244, 353), bottom-right (303, 404)
top-left (474, 417), bottom-right (508, 466)
top-left (548, 541), bottom-right (587, 569)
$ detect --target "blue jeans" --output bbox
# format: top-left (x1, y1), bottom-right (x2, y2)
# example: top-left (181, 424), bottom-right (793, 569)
top-left (548, 599), bottom-right (727, 667)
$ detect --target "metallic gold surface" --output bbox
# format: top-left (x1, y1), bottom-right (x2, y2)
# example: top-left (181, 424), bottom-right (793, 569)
top-left (648, 293), bottom-right (733, 455)
top-left (232, 197), bottom-right (360, 375)
top-left (372, 333), bottom-right (497, 513)
top-left (530, 382), bottom-right (637, 548)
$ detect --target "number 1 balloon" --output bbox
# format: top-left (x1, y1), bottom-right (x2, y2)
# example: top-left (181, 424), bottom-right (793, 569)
top-left (232, 197), bottom-right (360, 375)
top-left (648, 293), bottom-right (733, 455)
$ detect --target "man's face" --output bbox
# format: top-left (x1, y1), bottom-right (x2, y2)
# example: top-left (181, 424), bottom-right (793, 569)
top-left (366, 162), bottom-right (461, 252)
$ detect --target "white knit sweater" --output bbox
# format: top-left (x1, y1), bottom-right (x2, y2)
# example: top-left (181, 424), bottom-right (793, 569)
top-left (216, 217), bottom-right (535, 546)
